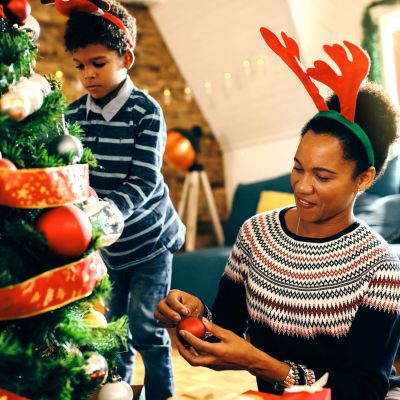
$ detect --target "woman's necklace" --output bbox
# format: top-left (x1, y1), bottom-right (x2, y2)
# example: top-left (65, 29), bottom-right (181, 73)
top-left (296, 215), bottom-right (301, 235)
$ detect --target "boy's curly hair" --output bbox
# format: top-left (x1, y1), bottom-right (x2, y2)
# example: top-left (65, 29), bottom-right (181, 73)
top-left (302, 81), bottom-right (400, 179)
top-left (64, 0), bottom-right (137, 55)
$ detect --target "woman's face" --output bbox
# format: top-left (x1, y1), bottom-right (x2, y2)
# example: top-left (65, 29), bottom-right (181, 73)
top-left (291, 130), bottom-right (360, 227)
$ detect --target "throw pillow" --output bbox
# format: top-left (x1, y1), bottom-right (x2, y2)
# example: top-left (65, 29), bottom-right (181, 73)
top-left (256, 191), bottom-right (295, 214)
top-left (355, 193), bottom-right (400, 242)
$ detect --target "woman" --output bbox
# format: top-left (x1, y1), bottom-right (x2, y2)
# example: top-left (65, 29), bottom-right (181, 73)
top-left (155, 30), bottom-right (400, 400)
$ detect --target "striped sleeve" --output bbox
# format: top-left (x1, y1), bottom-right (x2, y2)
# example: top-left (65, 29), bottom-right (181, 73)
top-left (104, 103), bottom-right (166, 218)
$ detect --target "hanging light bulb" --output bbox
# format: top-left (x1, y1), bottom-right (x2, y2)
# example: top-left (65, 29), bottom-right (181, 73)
top-left (224, 72), bottom-right (232, 89)
top-left (242, 59), bottom-right (252, 76)
top-left (163, 88), bottom-right (172, 105)
top-left (256, 57), bottom-right (265, 74)
top-left (184, 86), bottom-right (192, 102)
top-left (204, 80), bottom-right (212, 95)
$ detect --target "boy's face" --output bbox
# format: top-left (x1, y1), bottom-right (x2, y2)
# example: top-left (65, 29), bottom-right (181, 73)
top-left (72, 44), bottom-right (132, 100)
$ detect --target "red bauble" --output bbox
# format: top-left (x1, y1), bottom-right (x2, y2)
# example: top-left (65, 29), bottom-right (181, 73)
top-left (3, 0), bottom-right (31, 25)
top-left (177, 316), bottom-right (206, 347)
top-left (36, 205), bottom-right (92, 257)
top-left (0, 158), bottom-right (17, 170)
top-left (164, 130), bottom-right (196, 170)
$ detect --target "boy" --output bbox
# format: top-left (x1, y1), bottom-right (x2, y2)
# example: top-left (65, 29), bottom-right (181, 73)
top-left (64, 2), bottom-right (185, 399)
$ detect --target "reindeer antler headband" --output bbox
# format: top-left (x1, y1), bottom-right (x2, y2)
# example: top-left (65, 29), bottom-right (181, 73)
top-left (44, 0), bottom-right (134, 49)
top-left (260, 27), bottom-right (374, 167)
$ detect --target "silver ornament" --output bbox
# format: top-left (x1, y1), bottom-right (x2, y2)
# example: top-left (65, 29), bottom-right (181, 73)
top-left (84, 352), bottom-right (109, 385)
top-left (49, 134), bottom-right (84, 164)
top-left (98, 380), bottom-right (133, 400)
top-left (84, 201), bottom-right (124, 247)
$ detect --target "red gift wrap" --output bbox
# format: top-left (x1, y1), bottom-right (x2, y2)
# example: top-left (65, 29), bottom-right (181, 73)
top-left (0, 163), bottom-right (89, 208)
top-left (0, 252), bottom-right (107, 320)
top-left (243, 389), bottom-right (331, 400)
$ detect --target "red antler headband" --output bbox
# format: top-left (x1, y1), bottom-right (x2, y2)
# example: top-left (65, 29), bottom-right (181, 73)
top-left (54, 0), bottom-right (134, 49)
top-left (260, 27), bottom-right (374, 167)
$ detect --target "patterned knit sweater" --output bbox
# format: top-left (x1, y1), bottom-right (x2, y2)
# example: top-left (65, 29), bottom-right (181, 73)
top-left (211, 207), bottom-right (400, 400)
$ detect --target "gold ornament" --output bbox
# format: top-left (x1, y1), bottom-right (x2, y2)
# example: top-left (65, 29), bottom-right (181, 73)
top-left (84, 307), bottom-right (108, 328)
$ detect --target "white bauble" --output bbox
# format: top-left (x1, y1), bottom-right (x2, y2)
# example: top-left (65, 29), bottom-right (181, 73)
top-left (84, 201), bottom-right (124, 247)
top-left (30, 73), bottom-right (51, 96)
top-left (20, 15), bottom-right (41, 41)
top-left (15, 79), bottom-right (44, 113)
top-left (0, 91), bottom-right (31, 120)
top-left (97, 381), bottom-right (133, 400)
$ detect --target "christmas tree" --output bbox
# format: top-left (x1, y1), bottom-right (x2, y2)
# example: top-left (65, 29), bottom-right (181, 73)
top-left (0, 3), bottom-right (131, 399)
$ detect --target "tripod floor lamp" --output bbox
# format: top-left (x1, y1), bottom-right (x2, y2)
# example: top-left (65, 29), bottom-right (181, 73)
top-left (164, 127), bottom-right (224, 252)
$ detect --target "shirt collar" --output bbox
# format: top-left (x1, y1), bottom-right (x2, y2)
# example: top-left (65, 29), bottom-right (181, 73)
top-left (86, 76), bottom-right (134, 121)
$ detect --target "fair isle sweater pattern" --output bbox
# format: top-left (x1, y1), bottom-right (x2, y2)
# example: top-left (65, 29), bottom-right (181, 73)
top-left (224, 208), bottom-right (400, 339)
top-left (67, 88), bottom-right (185, 269)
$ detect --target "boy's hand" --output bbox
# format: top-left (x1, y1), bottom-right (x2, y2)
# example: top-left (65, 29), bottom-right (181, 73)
top-left (154, 289), bottom-right (204, 328)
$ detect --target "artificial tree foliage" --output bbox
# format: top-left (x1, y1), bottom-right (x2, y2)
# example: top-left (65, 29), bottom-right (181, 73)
top-left (361, 0), bottom-right (400, 83)
top-left (0, 14), bottom-right (127, 400)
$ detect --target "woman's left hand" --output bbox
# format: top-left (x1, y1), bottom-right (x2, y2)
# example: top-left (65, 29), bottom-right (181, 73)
top-left (176, 318), bottom-right (258, 371)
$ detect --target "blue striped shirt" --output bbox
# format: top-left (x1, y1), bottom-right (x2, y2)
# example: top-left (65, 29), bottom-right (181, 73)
top-left (67, 77), bottom-right (185, 269)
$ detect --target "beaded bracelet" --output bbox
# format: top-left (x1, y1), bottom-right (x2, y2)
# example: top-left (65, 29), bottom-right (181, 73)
top-left (298, 363), bottom-right (316, 385)
top-left (274, 360), bottom-right (300, 391)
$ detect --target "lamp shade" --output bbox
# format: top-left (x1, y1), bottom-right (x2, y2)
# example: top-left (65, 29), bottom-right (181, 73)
top-left (164, 130), bottom-right (196, 170)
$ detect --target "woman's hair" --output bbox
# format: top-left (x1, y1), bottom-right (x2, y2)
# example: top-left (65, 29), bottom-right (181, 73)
top-left (64, 0), bottom-right (137, 55)
top-left (301, 81), bottom-right (399, 179)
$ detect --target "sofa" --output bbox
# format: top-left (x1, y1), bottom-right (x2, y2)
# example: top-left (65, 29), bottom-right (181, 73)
top-left (171, 155), bottom-right (400, 307)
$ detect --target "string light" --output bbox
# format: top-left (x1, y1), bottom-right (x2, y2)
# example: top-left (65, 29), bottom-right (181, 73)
top-left (55, 70), bottom-right (63, 79)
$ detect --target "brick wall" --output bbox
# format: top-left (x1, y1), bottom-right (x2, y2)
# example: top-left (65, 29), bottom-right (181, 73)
top-left (30, 0), bottom-right (227, 248)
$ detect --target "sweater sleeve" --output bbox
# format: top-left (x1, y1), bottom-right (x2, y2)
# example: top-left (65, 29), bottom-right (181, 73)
top-left (211, 225), bottom-right (249, 338)
top-left (313, 259), bottom-right (400, 400)
top-left (104, 103), bottom-right (166, 219)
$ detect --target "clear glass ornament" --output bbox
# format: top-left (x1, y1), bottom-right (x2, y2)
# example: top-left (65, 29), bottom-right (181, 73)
top-left (84, 200), bottom-right (124, 247)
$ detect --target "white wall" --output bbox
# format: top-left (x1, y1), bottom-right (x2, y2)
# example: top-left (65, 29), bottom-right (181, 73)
top-left (151, 0), bottom-right (375, 204)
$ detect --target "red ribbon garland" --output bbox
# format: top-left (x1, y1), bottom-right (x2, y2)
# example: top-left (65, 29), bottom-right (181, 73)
top-left (0, 252), bottom-right (107, 321)
top-left (0, 164), bottom-right (89, 209)
top-left (0, 387), bottom-right (30, 399)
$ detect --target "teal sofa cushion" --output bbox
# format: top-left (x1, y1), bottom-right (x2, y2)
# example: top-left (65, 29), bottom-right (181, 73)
top-left (367, 155), bottom-right (400, 196)
top-left (224, 174), bottom-right (292, 245)
top-left (171, 247), bottom-right (232, 307)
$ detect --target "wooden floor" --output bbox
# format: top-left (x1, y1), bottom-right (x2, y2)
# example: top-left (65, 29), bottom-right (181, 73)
top-left (132, 330), bottom-right (257, 399)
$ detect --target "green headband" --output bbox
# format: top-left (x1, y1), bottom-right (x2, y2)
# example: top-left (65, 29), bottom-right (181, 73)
top-left (310, 110), bottom-right (375, 167)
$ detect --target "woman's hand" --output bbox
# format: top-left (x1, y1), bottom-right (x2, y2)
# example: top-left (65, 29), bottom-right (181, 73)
top-left (176, 319), bottom-right (290, 382)
top-left (154, 289), bottom-right (204, 328)
top-left (176, 318), bottom-right (259, 371)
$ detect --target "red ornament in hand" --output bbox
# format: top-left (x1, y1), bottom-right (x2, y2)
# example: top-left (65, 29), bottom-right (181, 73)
top-left (177, 316), bottom-right (206, 347)
top-left (36, 205), bottom-right (92, 257)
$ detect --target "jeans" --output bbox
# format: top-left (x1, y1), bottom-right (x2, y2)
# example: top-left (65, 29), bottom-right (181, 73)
top-left (107, 251), bottom-right (174, 400)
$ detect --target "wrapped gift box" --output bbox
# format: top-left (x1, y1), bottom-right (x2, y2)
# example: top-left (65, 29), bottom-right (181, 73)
top-left (242, 389), bottom-right (331, 400)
